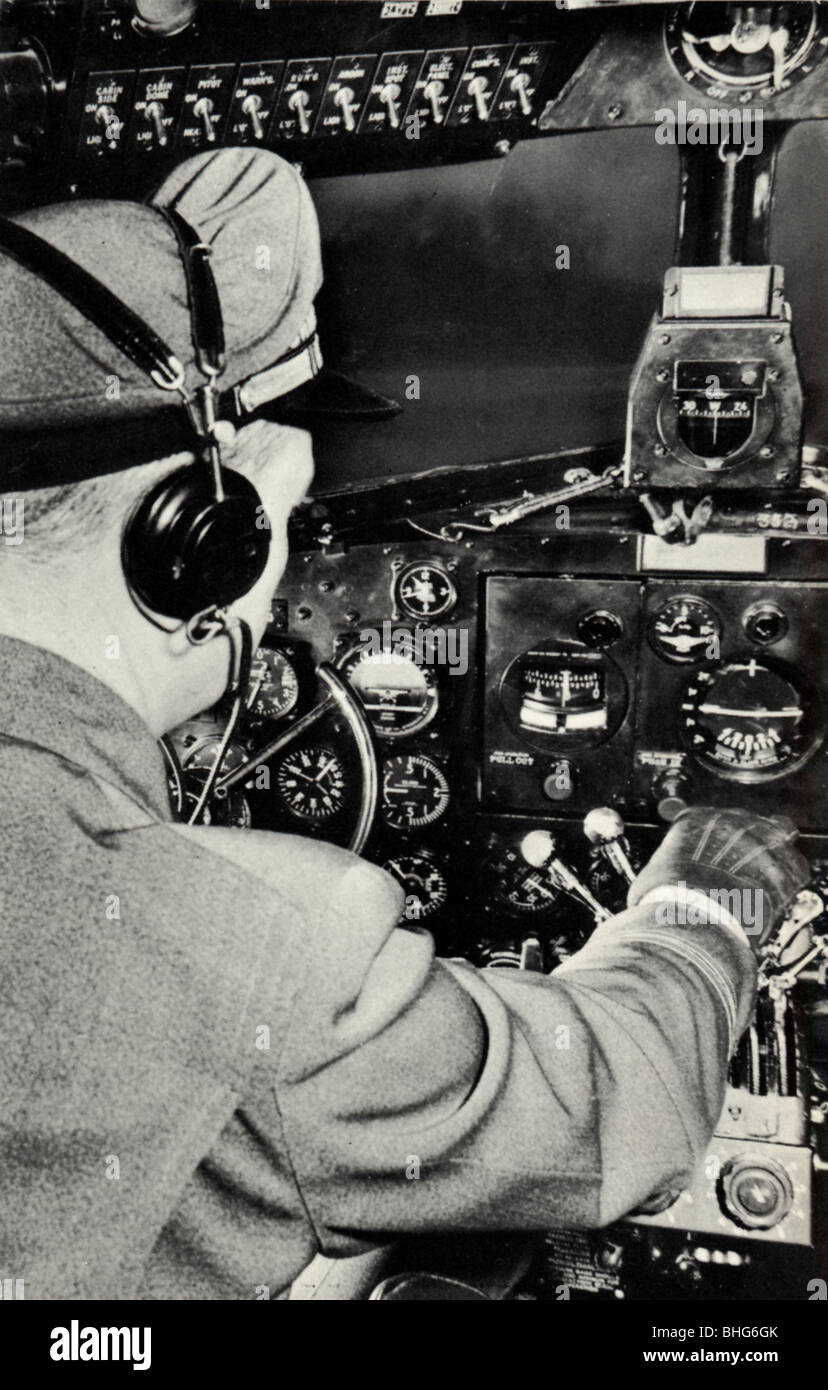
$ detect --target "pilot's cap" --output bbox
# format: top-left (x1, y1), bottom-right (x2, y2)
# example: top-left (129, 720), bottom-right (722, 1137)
top-left (0, 147), bottom-right (399, 489)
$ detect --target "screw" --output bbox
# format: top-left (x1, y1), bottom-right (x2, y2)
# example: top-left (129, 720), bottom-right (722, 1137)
top-left (607, 103), bottom-right (623, 120)
top-left (771, 332), bottom-right (784, 344)
top-left (297, 605), bottom-right (312, 621)
top-left (318, 579), bottom-right (333, 593)
top-left (656, 369), bottom-right (670, 383)
top-left (776, 469), bottom-right (790, 483)
top-left (633, 470), bottom-right (648, 482)
top-left (344, 608), bottom-right (360, 624)
top-left (494, 139), bottom-right (512, 157)
top-left (659, 334), bottom-right (671, 345)
top-left (767, 368), bottom-right (781, 382)
top-left (760, 445), bottom-right (776, 458)
top-left (654, 444), bottom-right (668, 457)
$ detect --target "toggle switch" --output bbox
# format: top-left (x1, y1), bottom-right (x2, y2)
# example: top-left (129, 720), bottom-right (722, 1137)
top-left (424, 78), bottom-right (445, 124)
top-left (510, 71), bottom-right (532, 116)
top-left (192, 95), bottom-right (215, 142)
top-left (288, 88), bottom-right (312, 135)
top-left (145, 99), bottom-right (168, 146)
top-left (334, 86), bottom-right (357, 132)
top-left (380, 81), bottom-right (402, 129)
top-left (467, 74), bottom-right (490, 121)
top-left (241, 93), bottom-right (264, 140)
top-left (95, 104), bottom-right (121, 141)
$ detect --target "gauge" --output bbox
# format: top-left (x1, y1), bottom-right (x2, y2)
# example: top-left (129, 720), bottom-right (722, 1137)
top-left (486, 842), bottom-right (562, 914)
top-left (649, 595), bottom-right (722, 664)
top-left (501, 640), bottom-right (626, 751)
top-left (175, 737), bottom-right (253, 828)
top-left (682, 658), bottom-right (814, 780)
top-left (246, 645), bottom-right (300, 721)
top-left (275, 745), bottom-right (346, 820)
top-left (394, 561), bottom-right (457, 621)
top-left (665, 3), bottom-right (823, 94)
top-left (383, 850), bottom-right (448, 920)
top-left (381, 753), bottom-right (450, 830)
top-left (341, 636), bottom-right (438, 739)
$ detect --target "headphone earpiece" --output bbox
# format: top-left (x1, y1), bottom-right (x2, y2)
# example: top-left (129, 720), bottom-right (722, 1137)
top-left (122, 462), bottom-right (270, 623)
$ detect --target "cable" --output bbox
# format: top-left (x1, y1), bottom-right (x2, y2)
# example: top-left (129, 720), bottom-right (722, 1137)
top-left (185, 611), bottom-right (252, 826)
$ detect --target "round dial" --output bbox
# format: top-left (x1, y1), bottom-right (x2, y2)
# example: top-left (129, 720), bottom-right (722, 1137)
top-left (718, 1154), bottom-right (794, 1231)
top-left (383, 851), bottom-right (448, 920)
top-left (649, 595), bottom-right (722, 664)
top-left (246, 646), bottom-right (300, 721)
top-left (486, 842), bottom-right (562, 914)
top-left (177, 737), bottom-right (252, 828)
top-left (275, 745), bottom-right (346, 820)
top-left (394, 562), bottom-right (457, 620)
top-left (665, 3), bottom-right (823, 94)
top-left (682, 659), bottom-right (810, 779)
top-left (342, 637), bottom-right (438, 739)
top-left (381, 753), bottom-right (450, 830)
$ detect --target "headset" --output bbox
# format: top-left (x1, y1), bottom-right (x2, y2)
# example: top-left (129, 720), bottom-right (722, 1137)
top-left (0, 208), bottom-right (270, 820)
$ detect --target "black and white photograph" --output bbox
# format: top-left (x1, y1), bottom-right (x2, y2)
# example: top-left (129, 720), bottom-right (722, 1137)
top-left (0, 0), bottom-right (826, 1360)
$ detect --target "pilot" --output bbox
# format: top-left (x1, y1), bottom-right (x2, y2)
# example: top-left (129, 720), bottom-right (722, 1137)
top-left (0, 147), bottom-right (809, 1300)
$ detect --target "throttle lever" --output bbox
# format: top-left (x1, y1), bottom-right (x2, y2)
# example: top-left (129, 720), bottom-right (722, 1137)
top-left (583, 806), bottom-right (635, 885)
top-left (521, 830), bottom-right (611, 924)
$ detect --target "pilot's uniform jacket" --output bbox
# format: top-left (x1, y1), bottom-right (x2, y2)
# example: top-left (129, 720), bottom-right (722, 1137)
top-left (0, 635), bottom-right (756, 1299)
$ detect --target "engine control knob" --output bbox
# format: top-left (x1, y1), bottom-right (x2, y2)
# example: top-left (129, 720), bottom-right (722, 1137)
top-left (651, 769), bottom-right (692, 823)
top-left (192, 96), bottom-right (216, 143)
top-left (468, 75), bottom-right (491, 122)
top-left (288, 89), bottom-right (312, 135)
top-left (380, 81), bottom-right (402, 129)
top-left (583, 807), bottom-right (636, 885)
top-left (242, 93), bottom-right (265, 141)
top-left (334, 86), bottom-right (357, 132)
top-left (131, 0), bottom-right (197, 37)
top-left (510, 71), bottom-right (532, 116)
top-left (145, 99), bottom-right (168, 147)
top-left (520, 830), bottom-right (611, 923)
top-left (423, 79), bottom-right (445, 125)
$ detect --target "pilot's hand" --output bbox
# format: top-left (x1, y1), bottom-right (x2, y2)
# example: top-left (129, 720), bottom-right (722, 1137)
top-left (628, 806), bottom-right (811, 950)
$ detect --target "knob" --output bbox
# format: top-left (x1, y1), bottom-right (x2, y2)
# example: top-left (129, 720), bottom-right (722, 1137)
top-left (542, 759), bottom-right (576, 803)
top-left (334, 86), bottom-right (357, 133)
top-left (520, 831), bottom-right (611, 923)
top-left (718, 1154), bottom-right (794, 1231)
top-left (288, 89), bottom-right (312, 135)
top-left (242, 93), bottom-right (264, 141)
top-left (510, 71), bottom-right (533, 117)
top-left (743, 601), bottom-right (788, 646)
top-left (145, 99), bottom-right (168, 147)
top-left (583, 807), bottom-right (635, 884)
top-left (192, 96), bottom-right (216, 143)
top-left (423, 79), bottom-right (445, 125)
top-left (131, 0), bottom-right (197, 37)
top-left (651, 769), bottom-right (692, 823)
top-left (577, 609), bottom-right (623, 649)
top-left (380, 81), bottom-right (402, 129)
top-left (468, 75), bottom-right (490, 122)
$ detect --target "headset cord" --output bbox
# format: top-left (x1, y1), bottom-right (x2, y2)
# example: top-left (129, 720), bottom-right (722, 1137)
top-left (186, 610), bottom-right (253, 827)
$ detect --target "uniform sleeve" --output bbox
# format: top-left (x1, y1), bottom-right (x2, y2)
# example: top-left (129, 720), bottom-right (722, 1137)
top-left (269, 850), bottom-right (757, 1249)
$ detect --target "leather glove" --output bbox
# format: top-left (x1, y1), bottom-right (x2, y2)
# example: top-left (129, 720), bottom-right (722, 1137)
top-left (628, 806), bottom-right (811, 950)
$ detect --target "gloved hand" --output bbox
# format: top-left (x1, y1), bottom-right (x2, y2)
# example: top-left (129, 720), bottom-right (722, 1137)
top-left (628, 806), bottom-right (811, 950)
